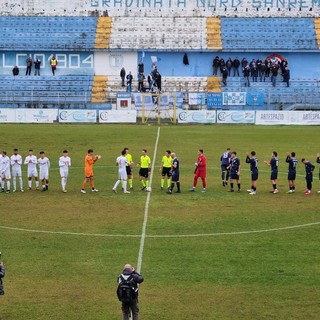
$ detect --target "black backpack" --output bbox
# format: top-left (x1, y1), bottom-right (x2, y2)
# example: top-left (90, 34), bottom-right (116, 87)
top-left (117, 275), bottom-right (137, 303)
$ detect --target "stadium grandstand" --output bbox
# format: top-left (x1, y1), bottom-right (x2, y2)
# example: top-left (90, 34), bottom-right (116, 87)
top-left (1, 0), bottom-right (320, 111)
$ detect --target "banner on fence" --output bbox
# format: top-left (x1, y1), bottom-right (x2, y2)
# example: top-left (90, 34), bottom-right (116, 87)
top-left (177, 110), bottom-right (216, 124)
top-left (207, 93), bottom-right (222, 109)
top-left (99, 110), bottom-right (137, 123)
top-left (58, 110), bottom-right (96, 123)
top-left (0, 108), bottom-right (57, 123)
top-left (256, 111), bottom-right (320, 125)
top-left (222, 92), bottom-right (246, 106)
top-left (217, 110), bottom-right (255, 124)
top-left (188, 92), bottom-right (206, 106)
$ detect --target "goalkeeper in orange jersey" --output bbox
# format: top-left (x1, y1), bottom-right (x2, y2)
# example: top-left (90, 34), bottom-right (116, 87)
top-left (81, 149), bottom-right (101, 194)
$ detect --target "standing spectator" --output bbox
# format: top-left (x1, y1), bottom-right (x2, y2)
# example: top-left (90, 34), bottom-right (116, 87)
top-left (0, 258), bottom-right (5, 295)
top-left (24, 149), bottom-right (39, 191)
top-left (147, 72), bottom-right (153, 92)
top-left (190, 149), bottom-right (207, 193)
top-left (228, 151), bottom-right (241, 192)
top-left (251, 65), bottom-right (258, 83)
top-left (265, 58), bottom-right (271, 78)
top-left (25, 55), bottom-right (32, 76)
top-left (301, 158), bottom-right (315, 195)
top-left (256, 58), bottom-right (262, 79)
top-left (81, 149), bottom-right (100, 194)
top-left (220, 148), bottom-right (231, 187)
top-left (283, 67), bottom-right (290, 87)
top-left (137, 72), bottom-right (145, 92)
top-left (153, 70), bottom-right (162, 93)
top-left (271, 63), bottom-right (279, 87)
top-left (226, 58), bottom-right (233, 76)
top-left (243, 65), bottom-right (251, 87)
top-left (221, 67), bottom-right (228, 86)
top-left (112, 150), bottom-right (130, 194)
top-left (34, 58), bottom-right (41, 76)
top-left (241, 57), bottom-right (248, 69)
top-left (264, 151), bottom-right (279, 194)
top-left (233, 56), bottom-right (240, 77)
top-left (249, 59), bottom-right (256, 69)
top-left (50, 56), bottom-right (58, 76)
top-left (246, 151), bottom-right (258, 195)
top-left (137, 149), bottom-right (151, 191)
top-left (281, 58), bottom-right (288, 80)
top-left (167, 152), bottom-right (180, 194)
top-left (38, 151), bottom-right (50, 192)
top-left (138, 62), bottom-right (144, 74)
top-left (212, 56), bottom-right (220, 76)
top-left (159, 150), bottom-right (173, 191)
top-left (0, 151), bottom-right (11, 193)
top-left (59, 150), bottom-right (71, 193)
top-left (12, 66), bottom-right (19, 77)
top-left (219, 58), bottom-right (225, 74)
top-left (126, 72), bottom-right (133, 93)
top-left (117, 264), bottom-right (144, 320)
top-left (120, 67), bottom-right (126, 87)
top-left (260, 62), bottom-right (266, 82)
top-left (286, 152), bottom-right (298, 193)
top-left (11, 148), bottom-right (24, 192)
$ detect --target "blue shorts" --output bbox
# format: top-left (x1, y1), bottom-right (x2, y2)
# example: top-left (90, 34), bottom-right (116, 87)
top-left (271, 171), bottom-right (278, 180)
top-left (171, 172), bottom-right (179, 182)
top-left (251, 171), bottom-right (258, 181)
top-left (288, 171), bottom-right (296, 180)
top-left (230, 172), bottom-right (239, 180)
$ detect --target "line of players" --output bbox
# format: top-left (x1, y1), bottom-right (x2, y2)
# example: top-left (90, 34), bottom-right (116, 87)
top-left (220, 148), bottom-right (320, 195)
top-left (0, 149), bottom-right (71, 193)
top-left (111, 148), bottom-right (180, 195)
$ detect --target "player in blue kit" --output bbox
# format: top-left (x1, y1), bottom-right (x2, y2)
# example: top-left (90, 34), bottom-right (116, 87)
top-left (317, 153), bottom-right (320, 193)
top-left (286, 152), bottom-right (298, 193)
top-left (301, 158), bottom-right (315, 195)
top-left (264, 151), bottom-right (279, 194)
top-left (228, 151), bottom-right (241, 192)
top-left (246, 151), bottom-right (258, 195)
top-left (220, 148), bottom-right (231, 187)
top-left (167, 152), bottom-right (180, 194)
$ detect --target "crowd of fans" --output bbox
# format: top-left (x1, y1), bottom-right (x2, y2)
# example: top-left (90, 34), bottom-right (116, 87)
top-left (213, 56), bottom-right (290, 88)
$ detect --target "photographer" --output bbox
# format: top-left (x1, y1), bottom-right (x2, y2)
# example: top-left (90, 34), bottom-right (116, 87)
top-left (0, 258), bottom-right (5, 295)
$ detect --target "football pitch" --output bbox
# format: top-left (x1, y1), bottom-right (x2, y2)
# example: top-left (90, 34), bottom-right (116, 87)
top-left (0, 123), bottom-right (319, 320)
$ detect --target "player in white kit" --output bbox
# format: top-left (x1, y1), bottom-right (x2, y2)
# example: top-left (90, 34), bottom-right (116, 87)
top-left (11, 148), bottom-right (24, 192)
top-left (59, 150), bottom-right (71, 193)
top-left (24, 149), bottom-right (39, 190)
top-left (0, 151), bottom-right (11, 193)
top-left (112, 149), bottom-right (130, 194)
top-left (38, 151), bottom-right (50, 192)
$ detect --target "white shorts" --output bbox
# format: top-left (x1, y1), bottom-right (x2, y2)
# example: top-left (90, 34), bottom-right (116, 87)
top-left (12, 167), bottom-right (22, 177)
top-left (28, 168), bottom-right (38, 178)
top-left (39, 169), bottom-right (49, 180)
top-left (60, 168), bottom-right (69, 178)
top-left (2, 169), bottom-right (11, 179)
top-left (118, 169), bottom-right (128, 180)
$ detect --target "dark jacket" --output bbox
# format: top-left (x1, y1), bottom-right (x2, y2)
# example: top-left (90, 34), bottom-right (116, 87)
top-left (12, 66), bottom-right (19, 76)
top-left (120, 68), bottom-right (126, 78)
top-left (118, 268), bottom-right (144, 297)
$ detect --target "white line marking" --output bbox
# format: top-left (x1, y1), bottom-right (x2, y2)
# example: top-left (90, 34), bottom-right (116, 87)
top-left (0, 222), bottom-right (319, 239)
top-left (136, 127), bottom-right (161, 273)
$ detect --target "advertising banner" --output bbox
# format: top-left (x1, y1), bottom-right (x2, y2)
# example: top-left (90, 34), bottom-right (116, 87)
top-left (0, 109), bottom-right (16, 123)
top-left (217, 110), bottom-right (255, 124)
top-left (222, 92), bottom-right (246, 106)
top-left (207, 93), bottom-right (222, 109)
top-left (255, 111), bottom-right (320, 125)
top-left (99, 110), bottom-right (137, 123)
top-left (58, 110), bottom-right (96, 123)
top-left (116, 92), bottom-right (132, 110)
top-left (177, 110), bottom-right (216, 124)
top-left (188, 92), bottom-right (206, 106)
top-left (0, 108), bottom-right (57, 123)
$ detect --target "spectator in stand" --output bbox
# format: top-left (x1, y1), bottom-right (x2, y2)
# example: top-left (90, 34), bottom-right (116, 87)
top-left (12, 66), bottom-right (19, 77)
top-left (154, 70), bottom-right (162, 93)
top-left (243, 65), bottom-right (251, 87)
top-left (241, 57), bottom-right (248, 69)
top-left (137, 72), bottom-right (145, 92)
top-left (219, 58), bottom-right (225, 74)
top-left (226, 58), bottom-right (233, 77)
top-left (271, 63), bottom-right (279, 87)
top-left (233, 56), bottom-right (240, 77)
top-left (126, 71), bottom-right (133, 93)
top-left (34, 58), bottom-right (41, 76)
top-left (260, 62), bottom-right (266, 82)
top-left (249, 59), bottom-right (256, 70)
top-left (256, 58), bottom-right (262, 79)
top-left (50, 56), bottom-right (58, 76)
top-left (120, 67), bottom-right (126, 87)
top-left (283, 67), bottom-right (290, 87)
top-left (251, 64), bottom-right (258, 83)
top-left (281, 58), bottom-right (288, 80)
top-left (265, 58), bottom-right (271, 78)
top-left (26, 55), bottom-right (32, 76)
top-left (222, 67), bottom-right (228, 86)
top-left (212, 56), bottom-right (220, 76)
top-left (138, 62), bottom-right (144, 74)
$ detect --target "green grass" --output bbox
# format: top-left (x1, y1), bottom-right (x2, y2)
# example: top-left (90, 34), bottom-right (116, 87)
top-left (0, 124), bottom-right (319, 320)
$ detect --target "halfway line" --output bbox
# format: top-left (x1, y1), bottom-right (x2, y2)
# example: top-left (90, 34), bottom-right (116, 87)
top-left (136, 127), bottom-right (161, 273)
